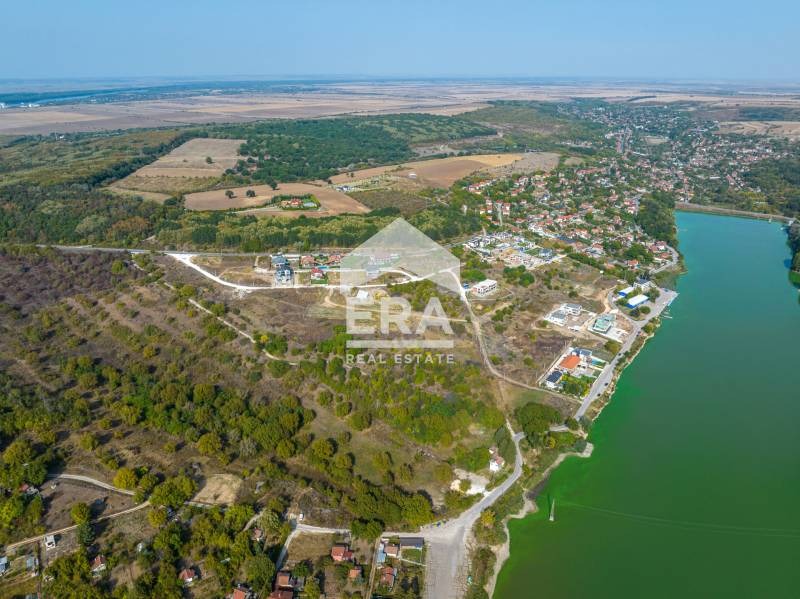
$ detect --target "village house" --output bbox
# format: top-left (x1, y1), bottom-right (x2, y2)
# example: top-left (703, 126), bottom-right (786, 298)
top-left (229, 585), bottom-right (255, 599)
top-left (380, 566), bottom-right (397, 590)
top-left (330, 543), bottom-right (354, 562)
top-left (274, 570), bottom-right (299, 590)
top-left (488, 447), bottom-right (506, 472)
top-left (90, 554), bottom-right (107, 576)
top-left (179, 567), bottom-right (198, 586)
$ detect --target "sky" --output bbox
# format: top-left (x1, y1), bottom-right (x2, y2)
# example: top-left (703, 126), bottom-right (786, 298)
top-left (2, 0), bottom-right (798, 82)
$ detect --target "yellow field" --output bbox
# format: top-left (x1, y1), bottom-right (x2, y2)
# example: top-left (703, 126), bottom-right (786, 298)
top-left (131, 138), bottom-right (245, 177)
top-left (717, 120), bottom-right (800, 139)
top-left (184, 182), bottom-right (370, 217)
top-left (328, 153), bottom-right (525, 188)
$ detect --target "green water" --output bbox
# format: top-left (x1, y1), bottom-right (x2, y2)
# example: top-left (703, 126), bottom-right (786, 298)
top-left (494, 212), bottom-right (800, 598)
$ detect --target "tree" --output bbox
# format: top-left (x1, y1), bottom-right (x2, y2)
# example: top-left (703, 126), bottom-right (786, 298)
top-left (79, 432), bottom-right (99, 451)
top-left (113, 467), bottom-right (138, 490)
top-left (479, 509), bottom-right (496, 528)
top-left (225, 190), bottom-right (235, 199)
top-left (303, 577), bottom-right (322, 599)
top-left (246, 555), bottom-right (276, 592)
top-left (197, 432), bottom-right (223, 456)
top-left (309, 438), bottom-right (334, 461)
top-left (206, 156), bottom-right (213, 164)
top-left (246, 189), bottom-right (256, 198)
top-left (148, 507), bottom-right (168, 529)
top-left (77, 522), bottom-right (95, 546)
top-left (70, 502), bottom-right (91, 525)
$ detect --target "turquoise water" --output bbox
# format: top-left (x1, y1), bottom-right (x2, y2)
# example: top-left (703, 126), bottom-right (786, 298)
top-left (494, 213), bottom-right (800, 598)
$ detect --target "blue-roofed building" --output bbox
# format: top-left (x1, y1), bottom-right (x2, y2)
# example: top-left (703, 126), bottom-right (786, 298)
top-left (544, 370), bottom-right (563, 389)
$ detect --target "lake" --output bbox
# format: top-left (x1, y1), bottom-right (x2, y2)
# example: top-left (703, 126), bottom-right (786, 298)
top-left (494, 212), bottom-right (800, 598)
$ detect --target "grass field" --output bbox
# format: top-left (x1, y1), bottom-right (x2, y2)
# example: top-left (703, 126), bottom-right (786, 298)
top-left (131, 137), bottom-right (244, 177)
top-left (717, 120), bottom-right (800, 139)
top-left (328, 153), bottom-right (523, 188)
top-left (107, 137), bottom-right (245, 198)
top-left (184, 182), bottom-right (370, 216)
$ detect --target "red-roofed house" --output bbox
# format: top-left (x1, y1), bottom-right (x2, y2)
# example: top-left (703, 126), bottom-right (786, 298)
top-left (558, 354), bottom-right (581, 371)
top-left (380, 566), bottom-right (397, 589)
top-left (179, 567), bottom-right (197, 585)
top-left (90, 554), bottom-right (107, 575)
top-left (330, 544), bottom-right (354, 562)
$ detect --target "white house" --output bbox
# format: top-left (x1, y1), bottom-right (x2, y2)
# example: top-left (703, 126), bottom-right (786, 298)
top-left (472, 279), bottom-right (498, 296)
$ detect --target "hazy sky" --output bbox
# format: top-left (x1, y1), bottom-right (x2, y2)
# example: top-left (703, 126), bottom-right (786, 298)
top-left (2, 0), bottom-right (797, 81)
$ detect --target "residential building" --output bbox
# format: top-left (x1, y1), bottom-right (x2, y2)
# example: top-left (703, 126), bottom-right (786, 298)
top-left (472, 279), bottom-right (498, 296)
top-left (179, 567), bottom-right (197, 585)
top-left (545, 370), bottom-right (563, 389)
top-left (90, 555), bottom-right (107, 575)
top-left (331, 544), bottom-right (354, 562)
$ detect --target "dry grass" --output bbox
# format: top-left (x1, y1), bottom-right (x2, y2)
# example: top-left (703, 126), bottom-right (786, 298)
top-left (132, 138), bottom-right (244, 177)
top-left (193, 473), bottom-right (243, 505)
top-left (106, 185), bottom-right (172, 204)
top-left (717, 120), bottom-right (800, 139)
top-left (328, 153), bottom-right (524, 188)
top-left (184, 182), bottom-right (370, 216)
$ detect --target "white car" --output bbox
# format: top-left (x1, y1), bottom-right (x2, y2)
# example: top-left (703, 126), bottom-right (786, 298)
top-left (44, 535), bottom-right (56, 550)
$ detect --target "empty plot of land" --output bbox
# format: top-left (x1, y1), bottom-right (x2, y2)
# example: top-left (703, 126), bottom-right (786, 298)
top-left (0, 109), bottom-right (114, 132)
top-left (106, 185), bottom-right (172, 204)
top-left (328, 153), bottom-right (524, 188)
top-left (717, 120), bottom-right (800, 139)
top-left (193, 473), bottom-right (243, 505)
top-left (133, 138), bottom-right (245, 177)
top-left (184, 182), bottom-right (370, 216)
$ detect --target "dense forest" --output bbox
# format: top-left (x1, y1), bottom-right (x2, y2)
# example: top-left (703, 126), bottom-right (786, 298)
top-left (788, 222), bottom-right (800, 284)
top-left (210, 114), bottom-right (494, 186)
top-left (636, 191), bottom-right (677, 246)
top-left (743, 157), bottom-right (800, 217)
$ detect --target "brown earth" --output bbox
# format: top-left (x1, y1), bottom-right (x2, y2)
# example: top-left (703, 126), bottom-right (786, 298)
top-left (328, 153), bottom-right (524, 188)
top-left (716, 120), bottom-right (800, 139)
top-left (184, 182), bottom-right (370, 216)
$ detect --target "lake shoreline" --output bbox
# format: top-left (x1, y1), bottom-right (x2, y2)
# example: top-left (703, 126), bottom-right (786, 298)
top-left (485, 271), bottom-right (678, 597)
top-left (492, 213), bottom-right (800, 598)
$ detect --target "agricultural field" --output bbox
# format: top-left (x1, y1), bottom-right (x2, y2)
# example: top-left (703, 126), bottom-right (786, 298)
top-left (109, 137), bottom-right (245, 198)
top-left (328, 153), bottom-right (524, 188)
top-left (126, 138), bottom-right (245, 177)
top-left (184, 182), bottom-right (370, 216)
top-left (716, 120), bottom-right (800, 139)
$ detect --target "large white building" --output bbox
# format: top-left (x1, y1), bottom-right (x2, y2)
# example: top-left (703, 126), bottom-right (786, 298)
top-left (472, 279), bottom-right (498, 296)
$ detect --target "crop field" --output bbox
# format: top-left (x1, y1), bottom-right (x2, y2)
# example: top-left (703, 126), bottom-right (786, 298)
top-left (328, 153), bottom-right (524, 188)
top-left (106, 137), bottom-right (246, 198)
top-left (184, 182), bottom-right (370, 215)
top-left (125, 137), bottom-right (244, 177)
top-left (717, 120), bottom-right (800, 139)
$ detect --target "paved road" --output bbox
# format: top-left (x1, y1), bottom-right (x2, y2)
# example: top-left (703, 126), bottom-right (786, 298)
top-left (418, 427), bottom-right (525, 599)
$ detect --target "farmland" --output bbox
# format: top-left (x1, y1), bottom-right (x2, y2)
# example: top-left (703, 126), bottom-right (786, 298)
top-left (328, 153), bottom-right (525, 188)
top-left (184, 182), bottom-right (370, 216)
top-left (109, 137), bottom-right (245, 198)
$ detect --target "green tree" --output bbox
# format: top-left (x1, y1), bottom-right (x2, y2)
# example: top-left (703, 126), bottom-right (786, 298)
top-left (76, 522), bottom-right (95, 546)
top-left (113, 467), bottom-right (138, 490)
top-left (246, 555), bottom-right (276, 593)
top-left (70, 502), bottom-right (91, 525)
